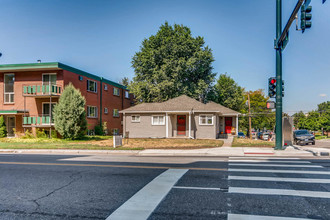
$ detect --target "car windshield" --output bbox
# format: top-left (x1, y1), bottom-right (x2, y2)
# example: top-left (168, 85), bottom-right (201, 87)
top-left (295, 130), bottom-right (309, 135)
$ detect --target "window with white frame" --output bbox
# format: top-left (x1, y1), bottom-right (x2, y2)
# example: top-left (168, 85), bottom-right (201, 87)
top-left (199, 115), bottom-right (213, 125)
top-left (104, 84), bottom-right (108, 91)
top-left (87, 106), bottom-right (98, 118)
top-left (152, 115), bottom-right (165, 125)
top-left (113, 109), bottom-right (119, 117)
top-left (131, 115), bottom-right (140, 122)
top-left (87, 80), bottom-right (97, 93)
top-left (125, 91), bottom-right (129, 98)
top-left (104, 107), bottom-right (108, 114)
top-left (113, 87), bottom-right (120, 96)
top-left (4, 74), bottom-right (15, 103)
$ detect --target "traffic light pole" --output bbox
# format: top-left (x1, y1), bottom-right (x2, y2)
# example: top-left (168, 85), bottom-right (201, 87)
top-left (275, 0), bottom-right (283, 150)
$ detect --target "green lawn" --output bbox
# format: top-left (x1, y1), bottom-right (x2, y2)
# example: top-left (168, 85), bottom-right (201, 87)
top-left (315, 135), bottom-right (330, 140)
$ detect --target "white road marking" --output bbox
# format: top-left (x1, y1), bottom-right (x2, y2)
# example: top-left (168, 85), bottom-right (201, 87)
top-left (229, 163), bottom-right (322, 168)
top-left (229, 187), bottom-right (330, 199)
top-left (229, 175), bottom-right (330, 183)
top-left (228, 160), bottom-right (311, 164)
top-left (173, 186), bottom-right (221, 191)
top-left (106, 169), bottom-right (188, 220)
top-left (228, 168), bottom-right (330, 175)
top-left (228, 213), bottom-right (312, 220)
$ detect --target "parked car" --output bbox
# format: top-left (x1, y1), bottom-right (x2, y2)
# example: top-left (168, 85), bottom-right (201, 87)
top-left (293, 130), bottom-right (315, 146)
top-left (262, 132), bottom-right (270, 141)
top-left (257, 132), bottom-right (263, 140)
top-left (237, 132), bottom-right (246, 138)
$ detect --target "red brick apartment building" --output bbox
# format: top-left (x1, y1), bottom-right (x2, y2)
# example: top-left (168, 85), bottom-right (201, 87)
top-left (0, 62), bottom-right (133, 137)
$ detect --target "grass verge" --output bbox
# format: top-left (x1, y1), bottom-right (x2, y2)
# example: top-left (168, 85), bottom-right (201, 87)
top-left (232, 137), bottom-right (274, 147)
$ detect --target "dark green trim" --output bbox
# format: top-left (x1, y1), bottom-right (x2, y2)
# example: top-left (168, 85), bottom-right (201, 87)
top-left (0, 110), bottom-right (27, 114)
top-left (0, 62), bottom-right (128, 90)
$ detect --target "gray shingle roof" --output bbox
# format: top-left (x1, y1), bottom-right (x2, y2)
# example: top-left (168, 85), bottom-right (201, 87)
top-left (120, 95), bottom-right (239, 115)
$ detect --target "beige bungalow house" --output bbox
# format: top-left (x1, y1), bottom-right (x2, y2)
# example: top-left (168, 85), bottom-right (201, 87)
top-left (120, 95), bottom-right (239, 139)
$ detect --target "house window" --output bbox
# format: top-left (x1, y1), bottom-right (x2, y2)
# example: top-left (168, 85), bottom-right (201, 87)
top-left (42, 102), bottom-right (56, 124)
top-left (104, 84), bottom-right (108, 91)
top-left (152, 116), bottom-right (165, 125)
top-left (87, 106), bottom-right (98, 118)
top-left (4, 74), bottom-right (14, 103)
top-left (113, 87), bottom-right (120, 96)
top-left (125, 91), bottom-right (129, 98)
top-left (79, 76), bottom-right (83, 81)
top-left (113, 109), bottom-right (119, 117)
top-left (131, 115), bottom-right (140, 122)
top-left (87, 80), bottom-right (97, 93)
top-left (104, 107), bottom-right (108, 114)
top-left (199, 115), bottom-right (213, 125)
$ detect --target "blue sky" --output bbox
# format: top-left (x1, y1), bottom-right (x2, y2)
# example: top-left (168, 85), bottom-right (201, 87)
top-left (1, 0), bottom-right (329, 113)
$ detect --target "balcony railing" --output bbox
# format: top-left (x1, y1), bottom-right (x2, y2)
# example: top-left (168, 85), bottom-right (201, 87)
top-left (23, 115), bottom-right (54, 126)
top-left (22, 84), bottom-right (62, 96)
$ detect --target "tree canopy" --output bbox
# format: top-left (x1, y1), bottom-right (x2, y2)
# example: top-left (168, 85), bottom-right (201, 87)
top-left (210, 73), bottom-right (245, 112)
top-left (129, 22), bottom-right (216, 103)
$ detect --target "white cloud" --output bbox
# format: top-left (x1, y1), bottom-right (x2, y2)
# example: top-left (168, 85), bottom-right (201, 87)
top-left (319, 94), bottom-right (327, 97)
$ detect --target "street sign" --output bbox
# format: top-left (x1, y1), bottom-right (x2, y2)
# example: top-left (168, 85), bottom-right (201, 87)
top-left (267, 101), bottom-right (276, 109)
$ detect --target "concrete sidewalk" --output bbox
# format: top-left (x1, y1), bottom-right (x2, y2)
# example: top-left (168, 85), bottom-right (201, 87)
top-left (0, 146), bottom-right (319, 157)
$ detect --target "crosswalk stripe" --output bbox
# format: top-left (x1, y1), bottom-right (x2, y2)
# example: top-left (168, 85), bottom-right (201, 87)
top-left (106, 169), bottom-right (188, 220)
top-left (229, 175), bottom-right (330, 183)
top-left (173, 186), bottom-right (221, 191)
top-left (229, 187), bottom-right (330, 199)
top-left (228, 160), bottom-right (311, 164)
top-left (228, 213), bottom-right (312, 220)
top-left (228, 168), bottom-right (330, 175)
top-left (229, 163), bottom-right (322, 168)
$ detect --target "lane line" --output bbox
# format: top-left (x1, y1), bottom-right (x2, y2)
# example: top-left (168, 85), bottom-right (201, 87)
top-left (173, 186), bottom-right (221, 191)
top-left (228, 213), bottom-right (312, 220)
top-left (106, 169), bottom-right (188, 220)
top-left (228, 160), bottom-right (311, 164)
top-left (229, 187), bottom-right (330, 199)
top-left (229, 175), bottom-right (330, 183)
top-left (228, 168), bottom-right (330, 175)
top-left (229, 163), bottom-right (322, 168)
top-left (0, 161), bottom-right (227, 171)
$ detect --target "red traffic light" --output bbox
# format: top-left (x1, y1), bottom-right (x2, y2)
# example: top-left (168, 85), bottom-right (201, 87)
top-left (270, 79), bottom-right (276, 84)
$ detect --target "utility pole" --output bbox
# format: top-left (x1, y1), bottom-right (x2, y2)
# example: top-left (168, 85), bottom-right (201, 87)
top-left (248, 93), bottom-right (252, 140)
top-left (275, 0), bottom-right (283, 150)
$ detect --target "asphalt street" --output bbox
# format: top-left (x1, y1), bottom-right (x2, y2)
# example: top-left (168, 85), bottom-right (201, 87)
top-left (0, 154), bottom-right (330, 220)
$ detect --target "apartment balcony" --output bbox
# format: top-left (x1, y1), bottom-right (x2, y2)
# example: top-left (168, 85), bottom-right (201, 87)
top-left (22, 83), bottom-right (62, 98)
top-left (23, 115), bottom-right (54, 127)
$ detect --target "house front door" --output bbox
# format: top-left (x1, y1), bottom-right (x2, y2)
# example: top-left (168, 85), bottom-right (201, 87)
top-left (225, 117), bottom-right (232, 134)
top-left (7, 116), bottom-right (15, 137)
top-left (177, 115), bottom-right (186, 136)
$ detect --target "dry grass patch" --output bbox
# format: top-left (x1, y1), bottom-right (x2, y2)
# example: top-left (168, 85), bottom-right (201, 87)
top-left (232, 137), bottom-right (274, 147)
top-left (121, 138), bottom-right (224, 149)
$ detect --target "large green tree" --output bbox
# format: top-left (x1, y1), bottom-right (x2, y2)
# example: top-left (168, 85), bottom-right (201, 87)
top-left (129, 22), bottom-right (216, 103)
top-left (292, 111), bottom-right (306, 129)
top-left (211, 73), bottom-right (245, 112)
top-left (53, 83), bottom-right (87, 139)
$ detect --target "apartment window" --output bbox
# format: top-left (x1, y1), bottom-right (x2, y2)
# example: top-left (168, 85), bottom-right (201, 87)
top-left (113, 87), bottom-right (120, 96)
top-left (87, 106), bottom-right (98, 118)
top-left (113, 109), bottom-right (119, 117)
top-left (112, 128), bottom-right (119, 135)
top-left (104, 84), bottom-right (108, 91)
top-left (87, 80), bottom-right (97, 93)
top-left (152, 116), bottom-right (165, 125)
top-left (104, 107), bottom-right (108, 114)
top-left (125, 91), bottom-right (129, 98)
top-left (131, 115), bottom-right (140, 122)
top-left (4, 74), bottom-right (15, 103)
top-left (199, 115), bottom-right (213, 125)
top-left (79, 76), bottom-right (83, 81)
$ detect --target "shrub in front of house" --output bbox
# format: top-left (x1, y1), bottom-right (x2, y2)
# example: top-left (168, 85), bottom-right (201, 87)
top-left (0, 116), bottom-right (7, 138)
top-left (53, 83), bottom-right (87, 140)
